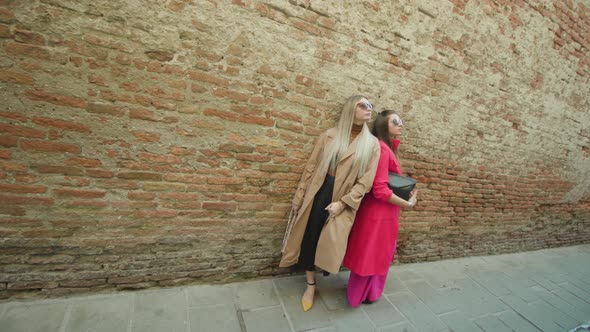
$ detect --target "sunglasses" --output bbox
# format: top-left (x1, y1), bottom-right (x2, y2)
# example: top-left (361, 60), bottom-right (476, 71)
top-left (356, 101), bottom-right (373, 111)
top-left (392, 117), bottom-right (403, 126)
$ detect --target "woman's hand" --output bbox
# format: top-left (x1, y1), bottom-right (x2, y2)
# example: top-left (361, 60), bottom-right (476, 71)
top-left (325, 201), bottom-right (345, 217)
top-left (406, 190), bottom-right (417, 209)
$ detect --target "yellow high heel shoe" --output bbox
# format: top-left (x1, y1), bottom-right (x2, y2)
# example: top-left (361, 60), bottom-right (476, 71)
top-left (301, 281), bottom-right (316, 312)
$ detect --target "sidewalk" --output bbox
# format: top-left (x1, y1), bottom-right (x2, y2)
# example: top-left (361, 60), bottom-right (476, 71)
top-left (1, 245), bottom-right (589, 332)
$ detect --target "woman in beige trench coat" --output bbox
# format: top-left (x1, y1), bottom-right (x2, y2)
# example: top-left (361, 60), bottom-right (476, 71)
top-left (280, 95), bottom-right (380, 312)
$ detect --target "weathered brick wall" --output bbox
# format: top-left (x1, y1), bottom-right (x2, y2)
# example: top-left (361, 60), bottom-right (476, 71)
top-left (0, 0), bottom-right (589, 299)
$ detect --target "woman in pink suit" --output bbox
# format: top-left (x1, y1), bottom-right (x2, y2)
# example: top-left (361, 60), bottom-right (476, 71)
top-left (343, 109), bottom-right (418, 307)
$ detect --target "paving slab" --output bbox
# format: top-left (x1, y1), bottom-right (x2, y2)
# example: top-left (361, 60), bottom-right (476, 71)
top-left (474, 314), bottom-right (513, 332)
top-left (382, 269), bottom-right (409, 295)
top-left (186, 284), bottom-right (235, 307)
top-left (442, 278), bottom-right (508, 317)
top-left (65, 295), bottom-right (132, 332)
top-left (188, 304), bottom-right (241, 332)
top-left (496, 310), bottom-right (542, 332)
top-left (316, 273), bottom-right (349, 311)
top-left (362, 296), bottom-right (407, 328)
top-left (328, 307), bottom-right (376, 332)
top-left (0, 301), bottom-right (68, 332)
top-left (438, 311), bottom-right (484, 332)
top-left (131, 289), bottom-right (187, 332)
top-left (379, 321), bottom-right (418, 332)
top-left (386, 291), bottom-right (447, 332)
top-left (235, 279), bottom-right (279, 310)
top-left (500, 294), bottom-right (567, 331)
top-left (242, 306), bottom-right (291, 332)
top-left (404, 279), bottom-right (457, 315)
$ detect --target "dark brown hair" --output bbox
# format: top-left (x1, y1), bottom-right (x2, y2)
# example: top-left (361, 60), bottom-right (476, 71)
top-left (371, 109), bottom-right (398, 154)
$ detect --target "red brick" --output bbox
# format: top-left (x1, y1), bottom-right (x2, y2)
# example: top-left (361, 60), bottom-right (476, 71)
top-left (207, 177), bottom-right (245, 185)
top-left (137, 152), bottom-right (182, 164)
top-left (169, 146), bottom-right (196, 156)
top-left (86, 103), bottom-right (125, 116)
top-left (129, 108), bottom-right (156, 121)
top-left (117, 172), bottom-right (163, 181)
top-left (0, 184), bottom-right (47, 194)
top-left (221, 194), bottom-right (268, 202)
top-left (0, 150), bottom-right (10, 159)
top-left (238, 202), bottom-right (269, 211)
top-left (86, 169), bottom-right (114, 178)
top-left (136, 210), bottom-right (178, 218)
top-left (25, 89), bottom-right (87, 109)
top-left (132, 131), bottom-right (160, 142)
top-left (240, 115), bottom-right (275, 126)
top-left (5, 41), bottom-right (50, 59)
top-left (144, 86), bottom-right (184, 101)
top-left (99, 90), bottom-right (134, 104)
top-left (0, 69), bottom-right (34, 85)
top-left (0, 161), bottom-right (27, 172)
top-left (0, 112), bottom-right (27, 122)
top-left (0, 205), bottom-right (26, 216)
top-left (202, 202), bottom-right (238, 210)
top-left (163, 173), bottom-right (206, 184)
top-left (235, 154), bottom-right (272, 162)
top-left (83, 32), bottom-right (131, 52)
top-left (32, 164), bottom-right (83, 176)
top-left (21, 140), bottom-right (81, 154)
top-left (152, 100), bottom-right (178, 113)
top-left (96, 179), bottom-right (140, 190)
top-left (14, 29), bottom-right (46, 45)
top-left (0, 123), bottom-right (45, 138)
top-left (0, 135), bottom-right (18, 147)
top-left (65, 157), bottom-right (102, 168)
top-left (54, 189), bottom-right (106, 198)
top-left (188, 70), bottom-right (229, 86)
top-left (63, 200), bottom-right (108, 208)
top-left (112, 200), bottom-right (157, 209)
top-left (0, 8), bottom-right (14, 23)
top-left (0, 23), bottom-right (10, 38)
top-left (32, 117), bottom-right (92, 133)
top-left (128, 191), bottom-right (156, 200)
top-left (0, 195), bottom-right (53, 206)
top-left (119, 81), bottom-right (140, 92)
top-left (159, 192), bottom-right (202, 201)
top-left (250, 96), bottom-right (273, 105)
top-left (212, 87), bottom-right (250, 102)
top-left (191, 83), bottom-right (207, 93)
top-left (295, 75), bottom-right (314, 87)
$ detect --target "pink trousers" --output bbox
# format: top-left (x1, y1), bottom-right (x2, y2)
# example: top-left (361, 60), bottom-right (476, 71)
top-left (346, 271), bottom-right (388, 308)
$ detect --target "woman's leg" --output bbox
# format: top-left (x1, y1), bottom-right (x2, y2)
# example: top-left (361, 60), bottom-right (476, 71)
top-left (301, 269), bottom-right (316, 310)
top-left (300, 268), bottom-right (317, 311)
top-left (299, 175), bottom-right (335, 311)
top-left (367, 273), bottom-right (388, 302)
top-left (347, 271), bottom-right (371, 308)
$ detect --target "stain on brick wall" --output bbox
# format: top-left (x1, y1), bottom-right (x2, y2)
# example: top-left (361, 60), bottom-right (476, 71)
top-left (0, 0), bottom-right (589, 299)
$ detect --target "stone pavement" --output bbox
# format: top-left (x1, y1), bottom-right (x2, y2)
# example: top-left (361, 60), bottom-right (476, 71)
top-left (1, 244), bottom-right (589, 332)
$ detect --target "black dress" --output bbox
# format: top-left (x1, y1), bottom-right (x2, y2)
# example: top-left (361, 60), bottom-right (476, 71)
top-left (297, 174), bottom-right (335, 271)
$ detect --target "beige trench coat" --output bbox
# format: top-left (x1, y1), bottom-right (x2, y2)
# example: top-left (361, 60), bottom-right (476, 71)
top-left (279, 127), bottom-right (380, 273)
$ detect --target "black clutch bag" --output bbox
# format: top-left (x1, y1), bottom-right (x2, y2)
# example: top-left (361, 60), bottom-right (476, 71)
top-left (388, 172), bottom-right (417, 201)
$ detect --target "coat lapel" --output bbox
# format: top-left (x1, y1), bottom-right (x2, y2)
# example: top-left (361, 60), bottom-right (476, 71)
top-left (338, 135), bottom-right (359, 164)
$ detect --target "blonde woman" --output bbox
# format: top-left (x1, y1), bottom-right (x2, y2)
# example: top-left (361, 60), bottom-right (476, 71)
top-left (280, 95), bottom-right (380, 312)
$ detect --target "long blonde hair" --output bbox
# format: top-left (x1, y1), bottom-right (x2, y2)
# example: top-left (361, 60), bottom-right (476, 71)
top-left (320, 95), bottom-right (376, 179)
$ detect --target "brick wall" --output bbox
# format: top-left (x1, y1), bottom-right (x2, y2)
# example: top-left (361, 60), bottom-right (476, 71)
top-left (0, 0), bottom-right (589, 299)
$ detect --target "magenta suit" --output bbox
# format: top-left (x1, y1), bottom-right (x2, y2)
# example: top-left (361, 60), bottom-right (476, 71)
top-left (343, 138), bottom-right (401, 307)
